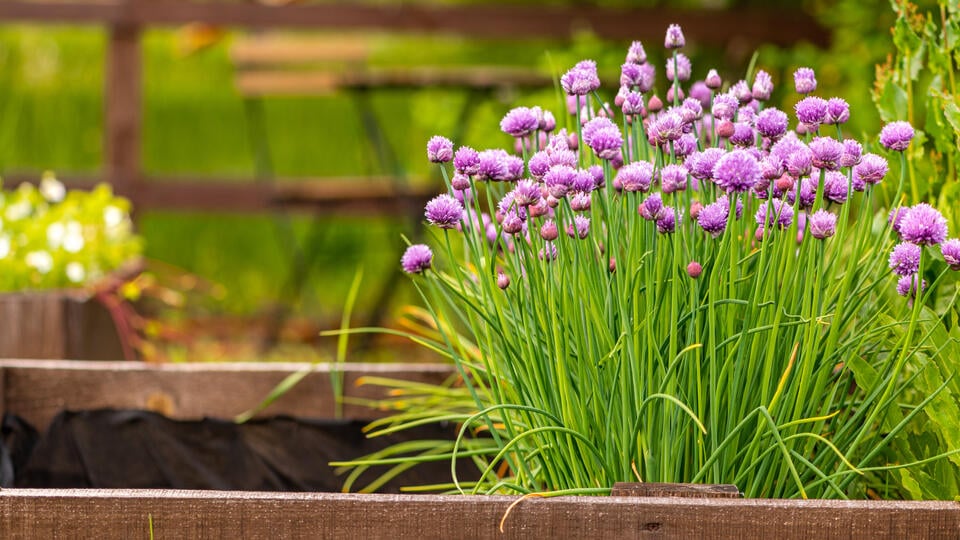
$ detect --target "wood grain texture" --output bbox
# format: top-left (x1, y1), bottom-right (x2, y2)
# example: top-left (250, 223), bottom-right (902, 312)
top-left (104, 22), bottom-right (142, 206)
top-left (0, 489), bottom-right (957, 539)
top-left (0, 360), bottom-right (455, 431)
top-left (0, 294), bottom-right (124, 361)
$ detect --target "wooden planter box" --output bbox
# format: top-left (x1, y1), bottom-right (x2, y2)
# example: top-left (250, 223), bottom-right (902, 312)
top-left (0, 359), bottom-right (958, 539)
top-left (0, 293), bottom-right (125, 361)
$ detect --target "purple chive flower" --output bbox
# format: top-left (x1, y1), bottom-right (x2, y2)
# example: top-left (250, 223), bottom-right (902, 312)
top-left (690, 81), bottom-right (712, 108)
top-left (730, 80), bottom-right (753, 104)
top-left (789, 176), bottom-right (818, 209)
top-left (497, 272), bottom-right (510, 290)
top-left (687, 261), bottom-right (703, 278)
top-left (639, 192), bottom-right (665, 221)
top-left (760, 155), bottom-right (785, 181)
top-left (752, 70), bottom-right (773, 101)
top-left (711, 93), bottom-right (739, 121)
top-left (674, 133), bottom-right (697, 158)
top-left (451, 172), bottom-right (471, 191)
top-left (809, 136), bottom-right (845, 170)
top-left (825, 98), bottom-right (850, 125)
top-left (453, 146), bottom-right (480, 175)
top-left (621, 63), bottom-right (644, 88)
top-left (808, 209), bottom-right (837, 239)
top-left (514, 179), bottom-right (542, 206)
top-left (504, 155), bottom-right (525, 181)
top-left (476, 149), bottom-right (513, 181)
top-left (636, 63), bottom-right (656, 94)
top-left (570, 192), bottom-right (592, 211)
top-left (561, 61), bottom-right (601, 95)
top-left (425, 194), bottom-right (464, 228)
top-left (756, 108), bottom-right (788, 140)
top-left (755, 199), bottom-right (794, 230)
top-left (698, 200), bottom-right (729, 237)
top-left (566, 215), bottom-right (591, 239)
top-left (888, 207), bottom-right (907, 237)
top-left (840, 139), bottom-right (863, 168)
top-left (794, 67), bottom-right (817, 94)
top-left (540, 219), bottom-right (559, 241)
top-left (705, 69), bottom-right (722, 90)
top-left (795, 96), bottom-right (829, 126)
top-left (665, 24), bottom-right (685, 49)
top-left (651, 111), bottom-right (685, 145)
top-left (626, 41), bottom-right (647, 64)
top-left (539, 242), bottom-right (559, 262)
top-left (401, 244), bottom-right (432, 274)
top-left (588, 126), bottom-right (624, 161)
top-left (682, 98), bottom-right (704, 121)
top-left (665, 53), bottom-right (692, 82)
top-left (713, 149), bottom-right (760, 193)
top-left (501, 209), bottom-right (525, 235)
top-left (500, 107), bottom-right (540, 138)
top-left (889, 242), bottom-right (922, 276)
top-left (617, 161), bottom-right (655, 193)
top-left (528, 151), bottom-right (550, 179)
top-left (589, 165), bottom-right (605, 189)
top-left (785, 146), bottom-right (813, 178)
top-left (582, 117), bottom-right (616, 146)
top-left (548, 148), bottom-right (578, 169)
top-left (941, 239), bottom-right (960, 270)
top-left (688, 148), bottom-right (726, 180)
top-left (452, 187), bottom-right (472, 204)
top-left (660, 164), bottom-right (688, 194)
top-left (899, 203), bottom-right (949, 246)
top-left (571, 169), bottom-right (594, 193)
top-left (718, 194), bottom-right (744, 219)
top-left (897, 274), bottom-right (927, 298)
top-left (656, 208), bottom-right (677, 234)
top-left (622, 91), bottom-right (646, 116)
top-left (853, 153), bottom-right (888, 186)
top-left (879, 121), bottom-right (915, 152)
top-left (729, 122), bottom-right (755, 147)
top-left (427, 136), bottom-right (454, 163)
top-left (543, 165), bottom-right (576, 199)
top-left (823, 170), bottom-right (849, 204)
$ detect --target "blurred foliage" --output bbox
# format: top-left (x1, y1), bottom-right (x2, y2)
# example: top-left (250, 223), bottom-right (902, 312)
top-left (0, 1), bottom-right (909, 329)
top-left (0, 174), bottom-right (141, 291)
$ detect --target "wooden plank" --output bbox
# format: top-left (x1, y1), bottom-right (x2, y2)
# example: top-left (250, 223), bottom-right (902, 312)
top-left (0, 489), bottom-right (958, 539)
top-left (104, 21), bottom-right (142, 206)
top-left (611, 482), bottom-right (741, 498)
top-left (0, 1), bottom-right (829, 47)
top-left (0, 292), bottom-right (122, 360)
top-left (231, 35), bottom-right (373, 65)
top-left (236, 66), bottom-right (555, 96)
top-left (0, 360), bottom-right (456, 432)
top-left (4, 174), bottom-right (436, 215)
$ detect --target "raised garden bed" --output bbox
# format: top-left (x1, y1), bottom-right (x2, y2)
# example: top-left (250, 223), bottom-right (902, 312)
top-left (0, 359), bottom-right (958, 539)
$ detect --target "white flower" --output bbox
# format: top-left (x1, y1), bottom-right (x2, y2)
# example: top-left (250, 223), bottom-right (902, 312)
top-left (62, 221), bottom-right (85, 253)
top-left (0, 235), bottom-right (10, 259)
top-left (25, 251), bottom-right (53, 274)
top-left (40, 174), bottom-right (66, 203)
top-left (5, 201), bottom-right (31, 221)
top-left (104, 205), bottom-right (124, 228)
top-left (47, 222), bottom-right (65, 249)
top-left (66, 262), bottom-right (86, 283)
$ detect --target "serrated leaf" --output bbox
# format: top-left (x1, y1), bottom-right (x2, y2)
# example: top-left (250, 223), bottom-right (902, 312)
top-left (876, 78), bottom-right (909, 123)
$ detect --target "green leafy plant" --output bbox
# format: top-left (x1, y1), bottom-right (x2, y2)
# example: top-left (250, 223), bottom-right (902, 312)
top-left (332, 24), bottom-right (960, 499)
top-left (0, 172), bottom-right (142, 292)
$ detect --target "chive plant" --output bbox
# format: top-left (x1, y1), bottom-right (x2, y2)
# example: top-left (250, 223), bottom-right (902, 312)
top-left (339, 24), bottom-right (960, 499)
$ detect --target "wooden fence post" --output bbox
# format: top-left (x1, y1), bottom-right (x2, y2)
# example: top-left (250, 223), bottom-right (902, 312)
top-left (104, 19), bottom-right (142, 208)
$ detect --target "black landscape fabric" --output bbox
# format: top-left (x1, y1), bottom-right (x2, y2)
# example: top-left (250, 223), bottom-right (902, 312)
top-left (1, 410), bottom-right (472, 492)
